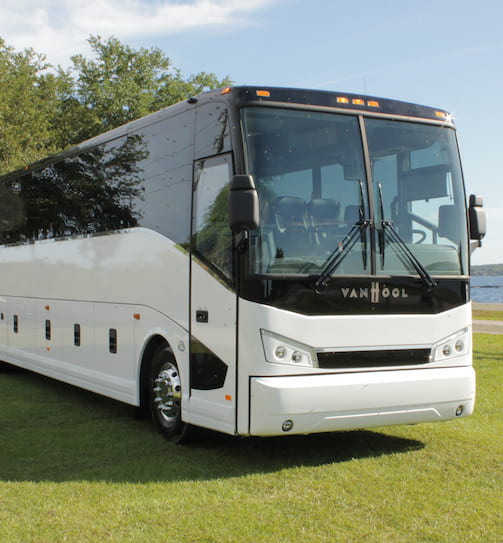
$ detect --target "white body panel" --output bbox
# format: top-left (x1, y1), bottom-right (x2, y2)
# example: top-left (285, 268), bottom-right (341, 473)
top-left (250, 366), bottom-right (475, 435)
top-left (0, 229), bottom-right (190, 405)
top-left (188, 260), bottom-right (236, 435)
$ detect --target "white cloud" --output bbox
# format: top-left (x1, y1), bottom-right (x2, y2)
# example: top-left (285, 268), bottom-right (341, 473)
top-left (0, 0), bottom-right (276, 67)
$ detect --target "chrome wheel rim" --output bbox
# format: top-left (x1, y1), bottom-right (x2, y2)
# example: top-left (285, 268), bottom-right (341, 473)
top-left (153, 362), bottom-right (181, 424)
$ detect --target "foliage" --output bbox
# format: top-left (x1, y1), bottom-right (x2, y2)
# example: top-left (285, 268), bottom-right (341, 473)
top-left (471, 263), bottom-right (503, 276)
top-left (0, 334), bottom-right (501, 542)
top-left (0, 38), bottom-right (62, 174)
top-left (0, 35), bottom-right (232, 176)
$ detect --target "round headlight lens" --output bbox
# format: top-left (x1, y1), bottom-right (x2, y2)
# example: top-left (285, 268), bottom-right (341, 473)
top-left (274, 346), bottom-right (286, 359)
top-left (291, 351), bottom-right (303, 363)
top-left (455, 340), bottom-right (464, 352)
top-left (442, 344), bottom-right (451, 357)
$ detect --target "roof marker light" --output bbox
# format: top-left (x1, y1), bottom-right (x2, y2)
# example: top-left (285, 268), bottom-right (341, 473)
top-left (352, 98), bottom-right (365, 105)
top-left (337, 96), bottom-right (349, 104)
top-left (220, 87), bottom-right (232, 95)
top-left (367, 100), bottom-right (380, 108)
top-left (256, 90), bottom-right (271, 97)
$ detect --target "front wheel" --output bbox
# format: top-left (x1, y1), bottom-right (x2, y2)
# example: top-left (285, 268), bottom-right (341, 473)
top-left (148, 345), bottom-right (190, 443)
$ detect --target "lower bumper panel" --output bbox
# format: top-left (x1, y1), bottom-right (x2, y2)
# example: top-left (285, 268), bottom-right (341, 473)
top-left (249, 366), bottom-right (475, 436)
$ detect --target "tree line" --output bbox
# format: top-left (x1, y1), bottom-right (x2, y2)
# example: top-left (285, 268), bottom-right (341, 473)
top-left (471, 263), bottom-right (503, 276)
top-left (0, 35), bottom-right (231, 177)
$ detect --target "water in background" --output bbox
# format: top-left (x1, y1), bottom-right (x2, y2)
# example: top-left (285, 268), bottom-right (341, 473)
top-left (470, 276), bottom-right (503, 303)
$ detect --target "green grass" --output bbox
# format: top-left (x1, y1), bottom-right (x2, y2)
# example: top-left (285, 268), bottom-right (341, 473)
top-left (1, 335), bottom-right (502, 543)
top-left (473, 309), bottom-right (503, 321)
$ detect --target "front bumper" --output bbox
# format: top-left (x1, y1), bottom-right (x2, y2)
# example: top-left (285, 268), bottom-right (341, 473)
top-left (249, 366), bottom-right (475, 436)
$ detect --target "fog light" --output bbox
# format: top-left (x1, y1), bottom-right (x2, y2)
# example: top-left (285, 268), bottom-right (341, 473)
top-left (282, 419), bottom-right (294, 432)
top-left (455, 405), bottom-right (464, 417)
top-left (274, 346), bottom-right (286, 359)
top-left (442, 344), bottom-right (451, 357)
top-left (455, 340), bottom-right (464, 353)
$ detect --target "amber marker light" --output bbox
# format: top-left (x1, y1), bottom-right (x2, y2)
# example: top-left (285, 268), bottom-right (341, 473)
top-left (435, 110), bottom-right (454, 123)
top-left (352, 98), bottom-right (365, 105)
top-left (337, 96), bottom-right (350, 104)
top-left (220, 87), bottom-right (232, 95)
top-left (256, 90), bottom-right (271, 97)
top-left (367, 100), bottom-right (380, 108)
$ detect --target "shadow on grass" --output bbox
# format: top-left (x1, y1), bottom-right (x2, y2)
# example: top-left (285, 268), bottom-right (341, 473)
top-left (0, 369), bottom-right (424, 483)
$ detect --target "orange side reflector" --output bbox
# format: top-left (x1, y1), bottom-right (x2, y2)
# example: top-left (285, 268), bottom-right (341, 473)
top-left (256, 90), bottom-right (271, 97)
top-left (225, 394), bottom-right (232, 401)
top-left (133, 314), bottom-right (141, 320)
top-left (45, 305), bottom-right (50, 311)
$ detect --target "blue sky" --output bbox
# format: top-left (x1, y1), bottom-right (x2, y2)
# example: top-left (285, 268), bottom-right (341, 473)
top-left (1, 0), bottom-right (501, 264)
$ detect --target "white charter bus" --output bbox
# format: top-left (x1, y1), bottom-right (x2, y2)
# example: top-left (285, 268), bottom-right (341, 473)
top-left (0, 86), bottom-right (486, 442)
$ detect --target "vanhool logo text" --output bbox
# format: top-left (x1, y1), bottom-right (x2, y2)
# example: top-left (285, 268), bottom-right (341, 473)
top-left (341, 282), bottom-right (408, 303)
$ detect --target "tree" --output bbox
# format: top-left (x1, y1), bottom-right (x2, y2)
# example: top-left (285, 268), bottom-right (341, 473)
top-left (69, 35), bottom-right (232, 141)
top-left (0, 39), bottom-right (62, 175)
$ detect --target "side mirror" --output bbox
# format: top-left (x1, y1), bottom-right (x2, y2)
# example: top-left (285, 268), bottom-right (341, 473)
top-left (229, 174), bottom-right (259, 233)
top-left (469, 194), bottom-right (486, 240)
top-left (468, 194), bottom-right (486, 251)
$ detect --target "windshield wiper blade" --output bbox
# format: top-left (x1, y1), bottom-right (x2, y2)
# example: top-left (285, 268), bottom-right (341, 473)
top-left (314, 217), bottom-right (370, 293)
top-left (376, 184), bottom-right (437, 291)
top-left (314, 181), bottom-right (370, 293)
top-left (381, 221), bottom-right (437, 290)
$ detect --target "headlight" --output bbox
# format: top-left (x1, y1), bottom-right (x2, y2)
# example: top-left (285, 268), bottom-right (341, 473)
top-left (432, 327), bottom-right (470, 362)
top-left (261, 330), bottom-right (317, 367)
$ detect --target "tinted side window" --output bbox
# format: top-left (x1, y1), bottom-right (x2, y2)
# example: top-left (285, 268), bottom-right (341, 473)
top-left (134, 110), bottom-right (194, 245)
top-left (195, 102), bottom-right (230, 159)
top-left (192, 154), bottom-right (233, 278)
top-left (0, 109), bottom-right (195, 247)
top-left (0, 136), bottom-right (143, 244)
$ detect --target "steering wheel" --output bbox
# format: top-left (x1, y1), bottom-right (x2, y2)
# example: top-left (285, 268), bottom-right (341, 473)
top-left (412, 229), bottom-right (427, 244)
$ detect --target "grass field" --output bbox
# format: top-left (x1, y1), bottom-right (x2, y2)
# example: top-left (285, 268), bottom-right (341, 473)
top-left (473, 309), bottom-right (503, 321)
top-left (0, 334), bottom-right (502, 543)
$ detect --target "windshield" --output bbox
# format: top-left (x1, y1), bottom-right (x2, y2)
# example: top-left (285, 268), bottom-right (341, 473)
top-left (366, 118), bottom-right (468, 276)
top-left (242, 107), bottom-right (468, 278)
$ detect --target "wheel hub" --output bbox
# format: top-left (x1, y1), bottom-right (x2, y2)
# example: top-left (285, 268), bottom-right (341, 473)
top-left (153, 363), bottom-right (181, 424)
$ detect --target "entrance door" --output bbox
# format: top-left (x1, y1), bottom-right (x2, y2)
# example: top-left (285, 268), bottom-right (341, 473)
top-left (189, 153), bottom-right (237, 435)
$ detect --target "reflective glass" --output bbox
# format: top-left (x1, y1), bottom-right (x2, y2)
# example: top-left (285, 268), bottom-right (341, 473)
top-left (242, 107), bottom-right (370, 276)
top-left (365, 118), bottom-right (468, 275)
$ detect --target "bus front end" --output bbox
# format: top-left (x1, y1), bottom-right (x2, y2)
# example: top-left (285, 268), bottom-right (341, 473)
top-left (229, 87), bottom-right (483, 437)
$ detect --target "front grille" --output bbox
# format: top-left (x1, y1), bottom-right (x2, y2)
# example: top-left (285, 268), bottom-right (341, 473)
top-left (316, 349), bottom-right (431, 369)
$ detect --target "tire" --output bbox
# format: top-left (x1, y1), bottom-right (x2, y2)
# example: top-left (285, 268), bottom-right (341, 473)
top-left (148, 344), bottom-right (191, 443)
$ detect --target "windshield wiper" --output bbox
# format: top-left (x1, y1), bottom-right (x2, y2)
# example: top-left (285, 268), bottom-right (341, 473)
top-left (314, 182), bottom-right (370, 292)
top-left (377, 183), bottom-right (437, 291)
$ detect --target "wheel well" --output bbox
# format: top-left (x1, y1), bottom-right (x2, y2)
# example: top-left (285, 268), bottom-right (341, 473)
top-left (138, 335), bottom-right (170, 412)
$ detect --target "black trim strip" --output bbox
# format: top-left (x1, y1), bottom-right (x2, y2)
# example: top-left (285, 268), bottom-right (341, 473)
top-left (317, 349), bottom-right (431, 369)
